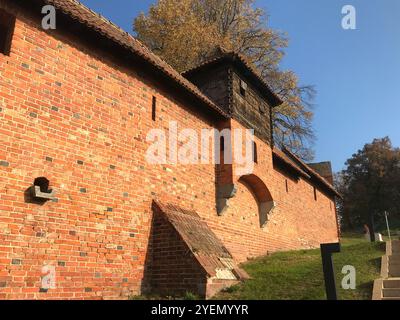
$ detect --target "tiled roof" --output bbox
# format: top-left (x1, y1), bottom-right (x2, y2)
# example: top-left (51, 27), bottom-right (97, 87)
top-left (37, 0), bottom-right (229, 118)
top-left (307, 162), bottom-right (334, 184)
top-left (182, 49), bottom-right (283, 107)
top-left (307, 162), bottom-right (332, 176)
top-left (272, 147), bottom-right (311, 179)
top-left (273, 147), bottom-right (340, 198)
top-left (282, 148), bottom-right (341, 198)
top-left (154, 201), bottom-right (249, 280)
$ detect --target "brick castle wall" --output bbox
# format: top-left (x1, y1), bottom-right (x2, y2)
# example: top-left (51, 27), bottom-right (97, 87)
top-left (0, 3), bottom-right (338, 299)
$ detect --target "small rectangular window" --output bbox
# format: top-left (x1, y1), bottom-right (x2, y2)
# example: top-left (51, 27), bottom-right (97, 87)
top-left (0, 9), bottom-right (16, 56)
top-left (151, 96), bottom-right (156, 121)
top-left (240, 80), bottom-right (247, 97)
top-left (253, 141), bottom-right (258, 164)
top-left (313, 187), bottom-right (317, 201)
top-left (285, 179), bottom-right (289, 193)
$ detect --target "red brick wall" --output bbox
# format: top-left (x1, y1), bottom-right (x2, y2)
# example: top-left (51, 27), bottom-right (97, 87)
top-left (0, 3), bottom-right (338, 299)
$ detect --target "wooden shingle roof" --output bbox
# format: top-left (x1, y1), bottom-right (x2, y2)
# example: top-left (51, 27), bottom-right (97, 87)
top-left (183, 49), bottom-right (283, 107)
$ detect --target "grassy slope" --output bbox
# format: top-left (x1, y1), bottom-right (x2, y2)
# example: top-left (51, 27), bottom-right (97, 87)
top-left (214, 234), bottom-right (385, 300)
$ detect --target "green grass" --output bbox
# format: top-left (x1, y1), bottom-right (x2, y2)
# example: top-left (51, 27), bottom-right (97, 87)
top-left (214, 233), bottom-right (385, 300)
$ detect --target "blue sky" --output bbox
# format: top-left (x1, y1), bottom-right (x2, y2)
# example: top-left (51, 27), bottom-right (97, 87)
top-left (79, 0), bottom-right (400, 172)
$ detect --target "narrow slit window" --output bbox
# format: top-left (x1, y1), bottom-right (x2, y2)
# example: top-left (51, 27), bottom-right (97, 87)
top-left (240, 80), bottom-right (247, 97)
top-left (285, 179), bottom-right (289, 193)
top-left (253, 141), bottom-right (258, 163)
top-left (0, 9), bottom-right (16, 56)
top-left (313, 187), bottom-right (317, 201)
top-left (151, 96), bottom-right (156, 121)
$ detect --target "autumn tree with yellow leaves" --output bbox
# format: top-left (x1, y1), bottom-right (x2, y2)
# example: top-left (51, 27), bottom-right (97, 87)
top-left (134, 0), bottom-right (315, 160)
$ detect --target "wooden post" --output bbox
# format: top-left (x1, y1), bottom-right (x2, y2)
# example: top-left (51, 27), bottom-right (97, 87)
top-left (320, 242), bottom-right (341, 300)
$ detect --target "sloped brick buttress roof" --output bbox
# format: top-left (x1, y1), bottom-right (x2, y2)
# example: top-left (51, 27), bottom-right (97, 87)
top-left (154, 201), bottom-right (249, 281)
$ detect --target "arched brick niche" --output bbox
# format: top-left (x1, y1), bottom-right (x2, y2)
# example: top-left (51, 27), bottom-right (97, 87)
top-left (238, 174), bottom-right (275, 227)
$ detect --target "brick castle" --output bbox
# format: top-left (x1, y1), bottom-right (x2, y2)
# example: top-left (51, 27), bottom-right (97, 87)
top-left (0, 0), bottom-right (340, 299)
